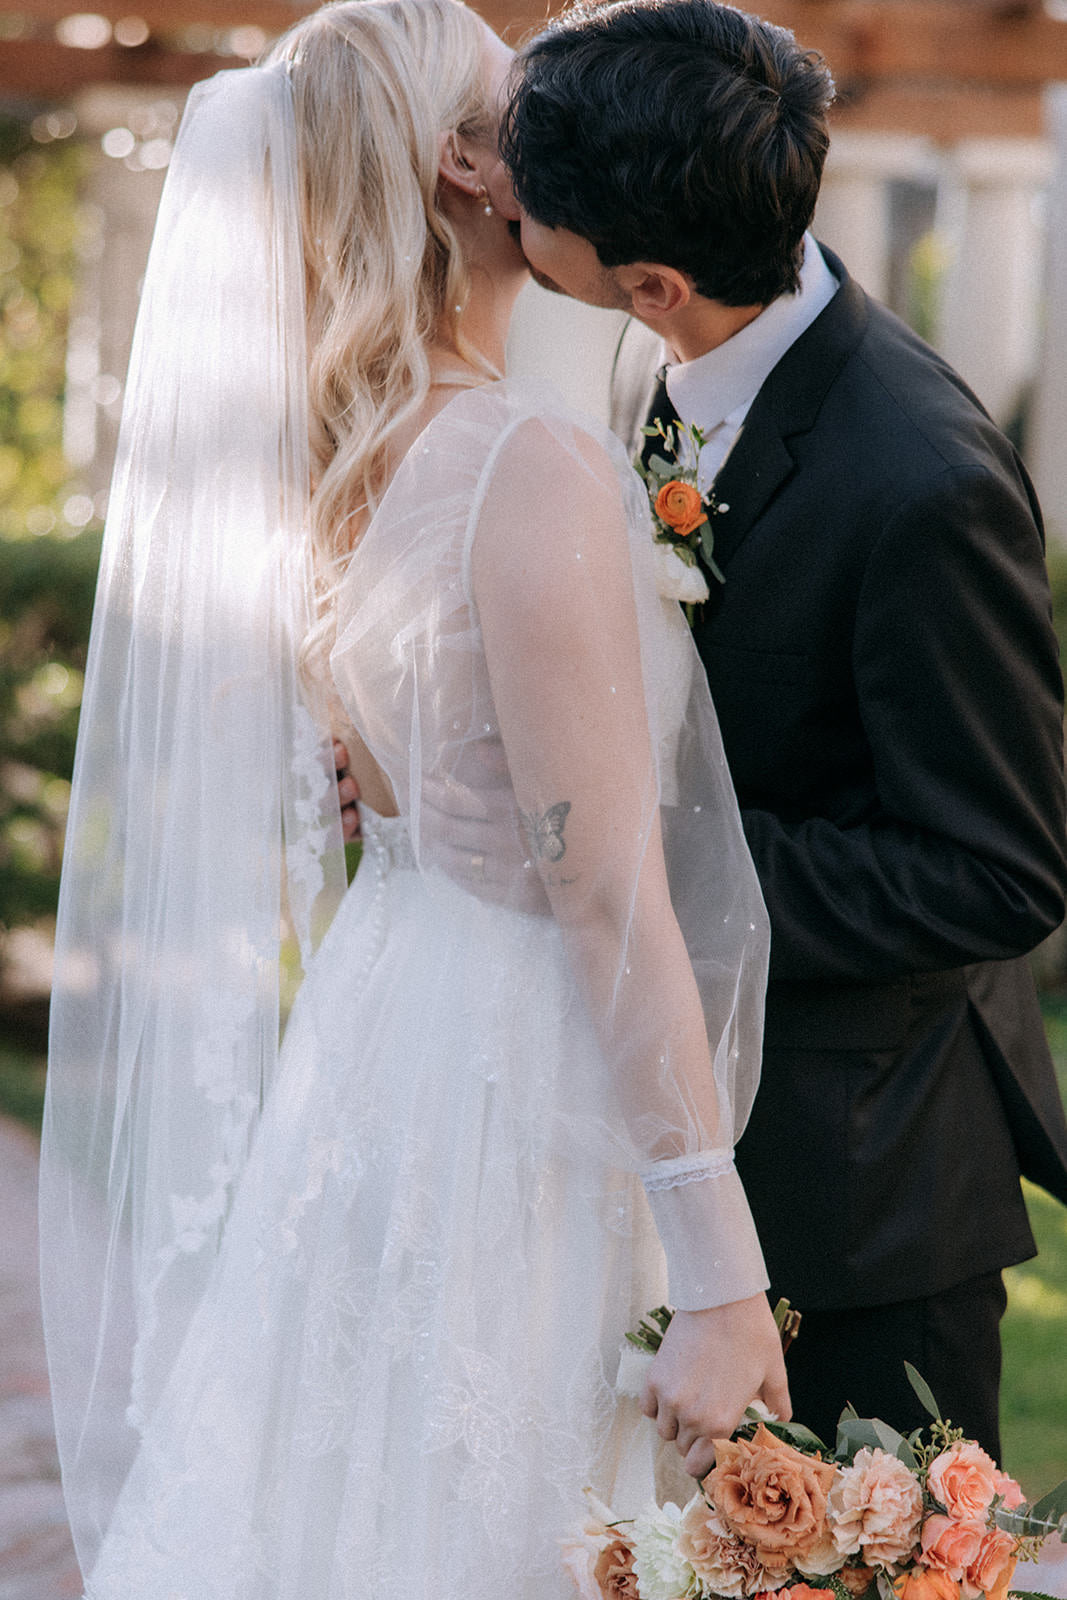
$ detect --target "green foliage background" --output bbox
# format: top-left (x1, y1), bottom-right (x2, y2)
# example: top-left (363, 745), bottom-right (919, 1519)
top-left (0, 117), bottom-right (101, 996)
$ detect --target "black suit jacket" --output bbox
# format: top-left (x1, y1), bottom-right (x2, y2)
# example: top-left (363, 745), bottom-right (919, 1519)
top-left (669, 249), bottom-right (1067, 1307)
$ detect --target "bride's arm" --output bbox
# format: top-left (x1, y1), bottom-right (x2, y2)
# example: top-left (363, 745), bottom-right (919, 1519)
top-left (471, 417), bottom-right (789, 1471)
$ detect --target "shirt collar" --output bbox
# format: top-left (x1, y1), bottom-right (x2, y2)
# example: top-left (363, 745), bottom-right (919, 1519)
top-left (663, 236), bottom-right (839, 435)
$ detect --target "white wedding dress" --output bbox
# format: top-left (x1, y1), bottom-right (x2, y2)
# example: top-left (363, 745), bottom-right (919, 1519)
top-left (59, 376), bottom-right (768, 1600)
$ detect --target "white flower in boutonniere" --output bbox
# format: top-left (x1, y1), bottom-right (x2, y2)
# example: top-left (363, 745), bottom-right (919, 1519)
top-left (637, 418), bottom-right (728, 616)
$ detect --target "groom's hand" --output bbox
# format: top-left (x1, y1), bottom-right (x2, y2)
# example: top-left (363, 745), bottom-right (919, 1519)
top-left (334, 740), bottom-right (361, 843)
top-left (641, 1293), bottom-right (791, 1480)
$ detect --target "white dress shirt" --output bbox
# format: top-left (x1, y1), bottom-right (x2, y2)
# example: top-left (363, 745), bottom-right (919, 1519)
top-left (663, 235), bottom-right (839, 492)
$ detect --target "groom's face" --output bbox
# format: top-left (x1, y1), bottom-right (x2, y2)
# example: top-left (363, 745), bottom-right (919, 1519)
top-left (494, 184), bottom-right (631, 310)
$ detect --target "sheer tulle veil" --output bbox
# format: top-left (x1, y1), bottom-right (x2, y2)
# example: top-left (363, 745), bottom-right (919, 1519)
top-left (39, 64), bottom-right (347, 1572)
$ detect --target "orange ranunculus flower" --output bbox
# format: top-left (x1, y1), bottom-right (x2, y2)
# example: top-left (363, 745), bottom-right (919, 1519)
top-left (891, 1568), bottom-right (960, 1600)
top-left (654, 479), bottom-right (707, 537)
top-left (707, 1424), bottom-right (838, 1572)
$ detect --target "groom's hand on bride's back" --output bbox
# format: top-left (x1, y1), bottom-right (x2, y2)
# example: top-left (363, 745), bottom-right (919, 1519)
top-left (334, 740), bottom-right (361, 843)
top-left (641, 1293), bottom-right (791, 1480)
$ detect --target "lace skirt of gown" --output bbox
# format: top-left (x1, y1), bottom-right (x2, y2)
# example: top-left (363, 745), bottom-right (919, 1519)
top-left (84, 809), bottom-right (684, 1600)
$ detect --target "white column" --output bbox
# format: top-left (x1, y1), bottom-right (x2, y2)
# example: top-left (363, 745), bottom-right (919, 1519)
top-left (505, 281), bottom-right (629, 426)
top-left (1031, 89), bottom-right (1067, 543)
top-left (815, 131), bottom-right (937, 304)
top-left (935, 138), bottom-right (1051, 430)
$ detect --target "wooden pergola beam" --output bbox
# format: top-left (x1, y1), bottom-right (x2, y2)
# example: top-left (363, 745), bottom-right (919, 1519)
top-left (2, 0), bottom-right (1067, 118)
top-left (763, 0), bottom-right (1067, 89)
top-left (0, 37), bottom-right (229, 94)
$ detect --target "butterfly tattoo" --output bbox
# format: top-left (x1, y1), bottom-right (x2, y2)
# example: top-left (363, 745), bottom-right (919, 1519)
top-left (520, 800), bottom-right (571, 864)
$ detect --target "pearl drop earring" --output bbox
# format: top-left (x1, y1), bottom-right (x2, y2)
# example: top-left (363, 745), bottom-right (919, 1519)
top-left (477, 184), bottom-right (493, 217)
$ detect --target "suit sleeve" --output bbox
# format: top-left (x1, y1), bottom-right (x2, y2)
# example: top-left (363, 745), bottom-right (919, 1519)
top-left (742, 462), bottom-right (1067, 982)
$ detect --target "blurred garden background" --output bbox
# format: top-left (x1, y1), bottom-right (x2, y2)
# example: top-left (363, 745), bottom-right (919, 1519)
top-left (1, 3), bottom-right (1067, 1565)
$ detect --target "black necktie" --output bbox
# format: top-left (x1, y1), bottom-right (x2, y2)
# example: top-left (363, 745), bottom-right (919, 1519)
top-left (637, 372), bottom-right (683, 474)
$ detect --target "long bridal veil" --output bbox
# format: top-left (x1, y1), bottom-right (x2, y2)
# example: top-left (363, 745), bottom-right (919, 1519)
top-left (39, 65), bottom-right (347, 1575)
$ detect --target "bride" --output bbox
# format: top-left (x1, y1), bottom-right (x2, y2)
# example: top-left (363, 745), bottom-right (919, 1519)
top-left (40, 2), bottom-right (789, 1595)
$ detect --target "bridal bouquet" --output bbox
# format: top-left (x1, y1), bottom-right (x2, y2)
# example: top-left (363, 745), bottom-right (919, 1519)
top-left (564, 1350), bottom-right (1067, 1600)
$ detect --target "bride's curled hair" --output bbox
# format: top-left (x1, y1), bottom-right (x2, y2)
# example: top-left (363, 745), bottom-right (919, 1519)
top-left (266, 0), bottom-right (494, 682)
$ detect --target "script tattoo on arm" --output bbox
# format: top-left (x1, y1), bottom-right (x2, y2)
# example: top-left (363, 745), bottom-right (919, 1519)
top-left (520, 801), bottom-right (577, 885)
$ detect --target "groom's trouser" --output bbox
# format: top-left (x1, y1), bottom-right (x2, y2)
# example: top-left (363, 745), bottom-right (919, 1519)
top-left (771, 1269), bottom-right (1007, 1460)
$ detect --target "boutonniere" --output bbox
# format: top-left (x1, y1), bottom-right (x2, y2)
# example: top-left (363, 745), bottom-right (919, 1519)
top-left (637, 418), bottom-right (728, 618)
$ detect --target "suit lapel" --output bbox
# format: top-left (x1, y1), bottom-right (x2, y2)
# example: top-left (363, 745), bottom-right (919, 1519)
top-left (648, 250), bottom-right (871, 572)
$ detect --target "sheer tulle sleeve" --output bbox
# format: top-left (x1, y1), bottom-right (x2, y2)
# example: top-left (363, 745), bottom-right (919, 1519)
top-left (466, 410), bottom-right (770, 1308)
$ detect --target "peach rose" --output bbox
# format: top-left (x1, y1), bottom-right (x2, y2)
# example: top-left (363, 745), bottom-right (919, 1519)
top-left (707, 1424), bottom-right (838, 1571)
top-left (891, 1568), bottom-right (960, 1600)
top-left (593, 1535), bottom-right (640, 1600)
top-left (927, 1443), bottom-right (998, 1523)
top-left (775, 1586), bottom-right (837, 1600)
top-left (992, 1470), bottom-right (1025, 1512)
top-left (919, 1514), bottom-right (984, 1580)
top-left (655, 480), bottom-right (707, 538)
top-left (827, 1447), bottom-right (924, 1566)
top-left (962, 1528), bottom-right (1018, 1600)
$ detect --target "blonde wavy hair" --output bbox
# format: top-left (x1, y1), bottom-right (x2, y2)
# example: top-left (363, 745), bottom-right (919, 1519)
top-left (266, 0), bottom-right (495, 685)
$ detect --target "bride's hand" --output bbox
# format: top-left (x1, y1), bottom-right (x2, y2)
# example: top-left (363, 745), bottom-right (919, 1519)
top-left (641, 1294), bottom-right (791, 1480)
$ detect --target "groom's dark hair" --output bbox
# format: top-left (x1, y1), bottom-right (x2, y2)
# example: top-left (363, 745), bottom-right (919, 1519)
top-left (500, 0), bottom-right (835, 306)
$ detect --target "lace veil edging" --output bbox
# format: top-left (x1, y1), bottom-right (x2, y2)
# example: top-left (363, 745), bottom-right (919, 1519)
top-left (38, 65), bottom-right (347, 1575)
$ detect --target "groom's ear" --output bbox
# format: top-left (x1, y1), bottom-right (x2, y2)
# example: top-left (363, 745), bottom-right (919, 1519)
top-left (614, 263), bottom-right (693, 319)
top-left (437, 130), bottom-right (481, 199)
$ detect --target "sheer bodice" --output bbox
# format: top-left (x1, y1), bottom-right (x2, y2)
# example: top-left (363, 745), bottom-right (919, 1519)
top-left (332, 379), bottom-right (694, 916)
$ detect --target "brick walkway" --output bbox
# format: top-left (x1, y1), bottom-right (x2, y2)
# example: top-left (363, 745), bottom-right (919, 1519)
top-left (1, 1112), bottom-right (1065, 1600)
top-left (0, 1118), bottom-right (81, 1599)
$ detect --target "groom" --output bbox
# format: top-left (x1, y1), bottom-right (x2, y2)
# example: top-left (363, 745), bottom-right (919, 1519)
top-left (492, 0), bottom-right (1067, 1457)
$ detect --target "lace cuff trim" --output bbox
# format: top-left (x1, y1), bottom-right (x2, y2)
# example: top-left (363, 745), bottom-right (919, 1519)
top-left (639, 1149), bottom-right (735, 1193)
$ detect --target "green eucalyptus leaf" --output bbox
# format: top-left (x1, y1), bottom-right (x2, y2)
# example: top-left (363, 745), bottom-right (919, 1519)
top-left (836, 1419), bottom-right (903, 1459)
top-left (1029, 1478), bottom-right (1067, 1524)
top-left (756, 1417), bottom-right (829, 1453)
top-left (904, 1364), bottom-right (942, 1421)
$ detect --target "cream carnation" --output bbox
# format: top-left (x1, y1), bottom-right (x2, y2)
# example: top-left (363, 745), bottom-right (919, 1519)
top-left (631, 1502), bottom-right (695, 1600)
top-left (828, 1448), bottom-right (924, 1567)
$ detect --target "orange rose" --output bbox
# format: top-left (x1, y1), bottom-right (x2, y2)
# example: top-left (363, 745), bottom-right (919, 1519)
top-left (707, 1424), bottom-right (838, 1571)
top-left (892, 1569), bottom-right (960, 1600)
top-left (838, 1565), bottom-right (876, 1596)
top-left (919, 1514), bottom-right (984, 1580)
top-left (962, 1528), bottom-right (1018, 1600)
top-left (928, 1443), bottom-right (998, 1523)
top-left (593, 1535), bottom-right (639, 1600)
top-left (654, 480), bottom-right (707, 537)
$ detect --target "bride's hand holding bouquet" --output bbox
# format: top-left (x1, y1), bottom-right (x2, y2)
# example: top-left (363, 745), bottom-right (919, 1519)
top-left (641, 1295), bottom-right (792, 1481)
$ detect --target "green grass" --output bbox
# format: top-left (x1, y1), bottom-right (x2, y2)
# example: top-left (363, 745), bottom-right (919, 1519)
top-left (0, 1038), bottom-right (46, 1129)
top-left (1001, 998), bottom-right (1067, 1497)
